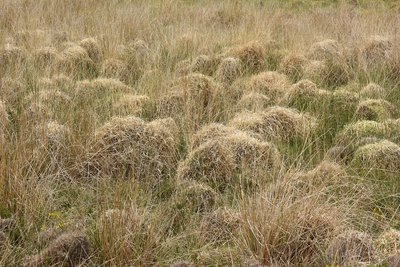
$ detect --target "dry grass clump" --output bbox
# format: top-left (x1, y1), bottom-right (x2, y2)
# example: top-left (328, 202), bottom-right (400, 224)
top-left (223, 131), bottom-right (282, 176)
top-left (241, 186), bottom-right (345, 266)
top-left (197, 247), bottom-right (244, 267)
top-left (325, 230), bottom-right (376, 265)
top-left (237, 92), bottom-right (270, 112)
top-left (303, 60), bottom-right (329, 84)
top-left (75, 78), bottom-right (132, 99)
top-left (101, 58), bottom-right (130, 82)
top-left (330, 89), bottom-right (360, 114)
top-left (164, 181), bottom-right (219, 234)
top-left (359, 36), bottom-right (393, 67)
top-left (199, 208), bottom-right (240, 245)
top-left (306, 39), bottom-right (343, 61)
top-left (79, 37), bottom-right (102, 64)
top-left (360, 83), bottom-right (387, 99)
top-left (375, 229), bottom-right (400, 258)
top-left (23, 232), bottom-right (90, 267)
top-left (0, 77), bottom-right (25, 106)
top-left (42, 121), bottom-right (71, 148)
top-left (247, 71), bottom-right (289, 102)
top-left (351, 140), bottom-right (400, 173)
top-left (37, 74), bottom-right (74, 92)
top-left (283, 79), bottom-right (330, 111)
top-left (278, 53), bottom-right (308, 81)
top-left (32, 46), bottom-right (60, 70)
top-left (0, 100), bottom-right (9, 142)
top-left (189, 123), bottom-right (236, 150)
top-left (189, 55), bottom-right (219, 76)
top-left (35, 89), bottom-right (72, 108)
top-left (56, 44), bottom-right (96, 77)
top-left (229, 106), bottom-right (317, 141)
top-left (0, 44), bottom-right (26, 73)
top-left (116, 40), bottom-right (150, 81)
top-left (335, 120), bottom-right (392, 146)
top-left (174, 59), bottom-right (192, 76)
top-left (157, 73), bottom-right (224, 130)
top-left (215, 57), bottom-right (242, 85)
top-left (96, 206), bottom-right (157, 266)
top-left (169, 261), bottom-right (194, 267)
top-left (354, 99), bottom-right (396, 122)
top-left (177, 140), bottom-right (236, 191)
top-left (112, 94), bottom-right (151, 116)
top-left (229, 41), bottom-right (265, 73)
top-left (84, 116), bottom-right (179, 183)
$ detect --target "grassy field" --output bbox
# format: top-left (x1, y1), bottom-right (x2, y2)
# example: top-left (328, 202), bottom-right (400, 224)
top-left (1, 0), bottom-right (400, 266)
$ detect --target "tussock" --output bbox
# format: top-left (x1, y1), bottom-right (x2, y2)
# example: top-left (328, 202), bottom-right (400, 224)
top-left (38, 74), bottom-right (74, 91)
top-left (56, 45), bottom-right (96, 76)
top-left (351, 140), bottom-right (400, 173)
top-left (0, 101), bottom-right (9, 142)
top-left (335, 120), bottom-right (392, 146)
top-left (199, 208), bottom-right (240, 245)
top-left (237, 92), bottom-right (270, 112)
top-left (360, 83), bottom-right (387, 99)
top-left (190, 55), bottom-right (219, 76)
top-left (375, 229), bottom-right (400, 258)
top-left (84, 116), bottom-right (179, 183)
top-left (283, 79), bottom-right (330, 111)
top-left (307, 39), bottom-right (343, 61)
top-left (241, 187), bottom-right (345, 266)
top-left (354, 99), bottom-right (396, 122)
top-left (79, 37), bottom-right (102, 63)
top-left (170, 261), bottom-right (194, 267)
top-left (173, 181), bottom-right (218, 213)
top-left (359, 36), bottom-right (393, 67)
top-left (0, 44), bottom-right (26, 71)
top-left (157, 73), bottom-right (223, 129)
top-left (279, 54), bottom-right (308, 81)
top-left (189, 123), bottom-right (236, 150)
top-left (215, 57), bottom-right (242, 85)
top-left (230, 41), bottom-right (265, 72)
top-left (177, 140), bottom-right (236, 191)
top-left (101, 58), bottom-right (130, 82)
top-left (247, 71), bottom-right (289, 102)
top-left (75, 78), bottom-right (132, 98)
top-left (330, 89), bottom-right (360, 113)
top-left (113, 94), bottom-right (151, 116)
top-left (23, 232), bottom-right (90, 267)
top-left (228, 106), bottom-right (317, 141)
top-left (32, 46), bottom-right (60, 69)
top-left (0, 77), bottom-right (24, 106)
top-left (326, 230), bottom-right (376, 265)
top-left (175, 59), bottom-right (192, 76)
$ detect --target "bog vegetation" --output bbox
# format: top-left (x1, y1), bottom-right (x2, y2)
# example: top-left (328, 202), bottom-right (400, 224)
top-left (1, 0), bottom-right (400, 266)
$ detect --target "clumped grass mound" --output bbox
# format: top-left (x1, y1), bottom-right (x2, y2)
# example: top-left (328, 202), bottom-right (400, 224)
top-left (354, 99), bottom-right (396, 122)
top-left (82, 116), bottom-right (179, 184)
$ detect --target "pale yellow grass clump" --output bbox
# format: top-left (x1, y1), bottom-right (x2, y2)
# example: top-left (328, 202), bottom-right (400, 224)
top-left (189, 54), bottom-right (219, 76)
top-left (79, 37), bottom-right (103, 64)
top-left (359, 36), bottom-right (393, 67)
top-left (0, 77), bottom-right (25, 106)
top-left (278, 53), bottom-right (308, 81)
top-left (247, 71), bottom-right (289, 102)
top-left (0, 100), bottom-right (9, 142)
top-left (215, 57), bottom-right (242, 85)
top-left (101, 58), bottom-right (130, 82)
top-left (32, 46), bottom-right (60, 70)
top-left (199, 208), bottom-right (240, 245)
top-left (75, 78), bottom-right (132, 98)
top-left (325, 230), bottom-right (376, 265)
top-left (56, 44), bottom-right (96, 77)
top-left (283, 79), bottom-right (330, 111)
top-left (112, 94), bottom-right (151, 116)
top-left (229, 41), bottom-right (265, 72)
top-left (84, 116), bottom-right (179, 183)
top-left (23, 232), bottom-right (90, 267)
top-left (189, 123), bottom-right (237, 150)
top-left (229, 106), bottom-right (317, 141)
top-left (375, 229), bottom-right (400, 258)
top-left (157, 73), bottom-right (224, 130)
top-left (354, 99), bottom-right (396, 122)
top-left (306, 39), bottom-right (343, 61)
top-left (351, 140), bottom-right (400, 173)
top-left (237, 92), bottom-right (270, 112)
top-left (360, 83), bottom-right (388, 99)
top-left (177, 140), bottom-right (236, 191)
top-left (37, 75), bottom-right (74, 91)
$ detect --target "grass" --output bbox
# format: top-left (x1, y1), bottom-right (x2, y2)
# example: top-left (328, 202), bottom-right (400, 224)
top-left (1, 0), bottom-right (400, 266)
